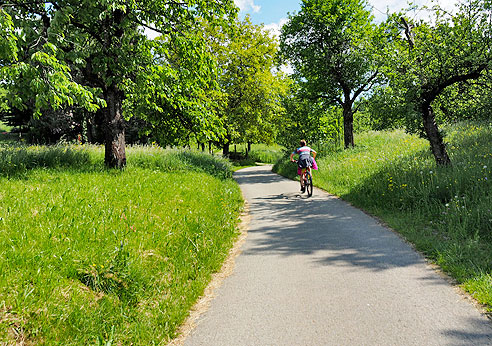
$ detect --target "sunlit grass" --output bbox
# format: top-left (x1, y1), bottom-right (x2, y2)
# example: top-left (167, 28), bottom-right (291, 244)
top-left (274, 123), bottom-right (492, 311)
top-left (0, 121), bottom-right (16, 143)
top-left (230, 143), bottom-right (285, 167)
top-left (0, 145), bottom-right (243, 344)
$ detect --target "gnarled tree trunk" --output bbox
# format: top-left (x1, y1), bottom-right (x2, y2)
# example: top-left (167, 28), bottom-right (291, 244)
top-left (421, 101), bottom-right (450, 165)
top-left (104, 85), bottom-right (126, 168)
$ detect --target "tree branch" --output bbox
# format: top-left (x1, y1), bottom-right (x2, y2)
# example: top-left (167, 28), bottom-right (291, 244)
top-left (352, 70), bottom-right (379, 101)
top-left (424, 66), bottom-right (487, 101)
top-left (400, 17), bottom-right (414, 50)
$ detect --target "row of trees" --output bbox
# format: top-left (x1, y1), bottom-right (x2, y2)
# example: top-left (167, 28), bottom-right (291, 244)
top-left (279, 0), bottom-right (492, 165)
top-left (1, 0), bottom-right (492, 167)
top-left (0, 1), bottom-right (288, 167)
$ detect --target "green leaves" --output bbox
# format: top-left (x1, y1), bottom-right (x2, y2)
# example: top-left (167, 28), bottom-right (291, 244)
top-left (379, 1), bottom-right (492, 125)
top-left (372, 1), bottom-right (492, 164)
top-left (385, 1), bottom-right (492, 101)
top-left (2, 0), bottom-right (238, 151)
top-left (281, 0), bottom-right (377, 90)
top-left (203, 15), bottom-right (288, 146)
top-left (3, 42), bottom-right (101, 116)
top-left (280, 0), bottom-right (382, 148)
top-left (0, 9), bottom-right (18, 62)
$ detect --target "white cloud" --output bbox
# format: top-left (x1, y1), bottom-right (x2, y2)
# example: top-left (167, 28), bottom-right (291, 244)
top-left (263, 18), bottom-right (289, 39)
top-left (143, 26), bottom-right (160, 40)
top-left (234, 0), bottom-right (261, 13)
top-left (262, 18), bottom-right (293, 75)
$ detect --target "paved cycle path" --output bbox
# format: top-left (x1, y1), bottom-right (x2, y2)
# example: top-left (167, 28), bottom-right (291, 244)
top-left (184, 165), bottom-right (492, 345)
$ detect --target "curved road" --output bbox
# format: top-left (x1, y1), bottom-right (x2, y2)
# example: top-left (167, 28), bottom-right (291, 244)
top-left (184, 165), bottom-right (492, 345)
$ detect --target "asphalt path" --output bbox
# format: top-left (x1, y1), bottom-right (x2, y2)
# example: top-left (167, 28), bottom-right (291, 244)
top-left (184, 165), bottom-right (492, 345)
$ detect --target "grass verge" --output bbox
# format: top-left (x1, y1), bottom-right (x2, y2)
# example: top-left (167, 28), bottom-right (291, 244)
top-left (274, 123), bottom-right (492, 312)
top-left (0, 145), bottom-right (243, 344)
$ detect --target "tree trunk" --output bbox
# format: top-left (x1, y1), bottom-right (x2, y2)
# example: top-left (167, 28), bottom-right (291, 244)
top-left (421, 102), bottom-right (451, 165)
top-left (223, 143), bottom-right (230, 156)
top-left (201, 143), bottom-right (205, 152)
top-left (104, 85), bottom-right (126, 168)
top-left (342, 103), bottom-right (354, 148)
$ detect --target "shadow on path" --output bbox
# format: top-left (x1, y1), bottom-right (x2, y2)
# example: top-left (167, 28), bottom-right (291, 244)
top-left (244, 192), bottom-right (429, 274)
top-left (231, 166), bottom-right (492, 345)
top-left (442, 316), bottom-right (492, 346)
top-left (234, 168), bottom-right (287, 186)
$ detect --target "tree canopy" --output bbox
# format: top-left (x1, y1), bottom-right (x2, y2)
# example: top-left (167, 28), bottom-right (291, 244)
top-left (382, 0), bottom-right (492, 165)
top-left (205, 16), bottom-right (288, 155)
top-left (1, 0), bottom-right (237, 167)
top-left (280, 0), bottom-right (382, 148)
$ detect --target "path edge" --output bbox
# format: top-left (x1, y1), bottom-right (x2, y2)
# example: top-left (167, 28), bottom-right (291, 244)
top-left (276, 168), bottom-right (492, 321)
top-left (166, 197), bottom-right (251, 345)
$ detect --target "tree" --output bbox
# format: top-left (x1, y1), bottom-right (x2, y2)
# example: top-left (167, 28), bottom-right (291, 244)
top-left (363, 85), bottom-right (418, 131)
top-left (435, 72), bottom-right (492, 122)
top-left (277, 81), bottom-right (343, 152)
top-left (2, 1), bottom-right (236, 167)
top-left (123, 25), bottom-right (228, 149)
top-left (383, 1), bottom-right (492, 165)
top-left (205, 16), bottom-right (288, 155)
top-left (280, 0), bottom-right (382, 149)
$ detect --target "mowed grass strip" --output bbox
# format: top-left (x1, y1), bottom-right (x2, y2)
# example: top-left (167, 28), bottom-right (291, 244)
top-left (0, 147), bottom-right (243, 344)
top-left (274, 123), bottom-right (492, 311)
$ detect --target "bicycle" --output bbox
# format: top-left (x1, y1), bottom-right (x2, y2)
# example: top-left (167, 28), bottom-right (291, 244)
top-left (304, 169), bottom-right (313, 197)
top-left (294, 160), bottom-right (314, 197)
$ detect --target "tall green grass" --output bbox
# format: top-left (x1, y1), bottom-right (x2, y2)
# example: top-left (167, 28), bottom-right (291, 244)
top-left (248, 144), bottom-right (285, 164)
top-left (0, 145), bottom-right (243, 344)
top-left (0, 145), bottom-right (93, 177)
top-left (230, 143), bottom-right (285, 168)
top-left (274, 123), bottom-right (492, 311)
top-left (128, 146), bottom-right (233, 179)
top-left (0, 121), bottom-right (17, 144)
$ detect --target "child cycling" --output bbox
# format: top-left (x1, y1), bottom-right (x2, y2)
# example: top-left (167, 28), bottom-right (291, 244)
top-left (290, 140), bottom-right (317, 193)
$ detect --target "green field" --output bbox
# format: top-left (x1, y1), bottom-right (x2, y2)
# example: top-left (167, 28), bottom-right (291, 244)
top-left (0, 146), bottom-right (243, 344)
top-left (0, 121), bottom-right (16, 143)
top-left (274, 122), bottom-right (492, 312)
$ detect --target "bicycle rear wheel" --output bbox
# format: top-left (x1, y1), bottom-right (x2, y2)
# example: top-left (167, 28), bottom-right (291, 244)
top-left (306, 171), bottom-right (313, 197)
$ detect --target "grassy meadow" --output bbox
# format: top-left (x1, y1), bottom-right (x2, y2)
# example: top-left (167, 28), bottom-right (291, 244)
top-left (0, 145), bottom-right (243, 344)
top-left (274, 122), bottom-right (492, 312)
top-left (230, 143), bottom-right (285, 170)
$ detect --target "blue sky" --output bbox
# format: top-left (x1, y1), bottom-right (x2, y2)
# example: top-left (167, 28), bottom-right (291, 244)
top-left (237, 0), bottom-right (301, 25)
top-left (234, 0), bottom-right (459, 36)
